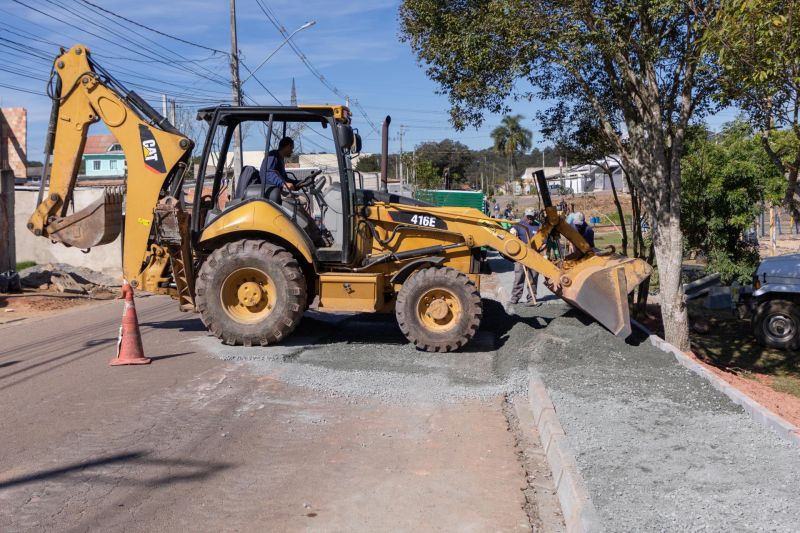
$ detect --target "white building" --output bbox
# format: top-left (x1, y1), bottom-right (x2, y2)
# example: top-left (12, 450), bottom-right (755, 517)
top-left (517, 166), bottom-right (562, 195)
top-left (563, 158), bottom-right (628, 194)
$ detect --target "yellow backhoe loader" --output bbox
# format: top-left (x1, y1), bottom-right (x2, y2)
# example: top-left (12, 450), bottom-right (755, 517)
top-left (28, 44), bottom-right (651, 352)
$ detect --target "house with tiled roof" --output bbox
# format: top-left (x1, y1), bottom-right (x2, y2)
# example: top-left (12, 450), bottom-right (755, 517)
top-left (82, 134), bottom-right (126, 177)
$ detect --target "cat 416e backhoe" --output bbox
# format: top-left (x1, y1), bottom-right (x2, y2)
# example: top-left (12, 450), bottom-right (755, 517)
top-left (28, 44), bottom-right (651, 352)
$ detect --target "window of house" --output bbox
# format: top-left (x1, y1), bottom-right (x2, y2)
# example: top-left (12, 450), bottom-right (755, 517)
top-left (110, 160), bottom-right (117, 170)
top-left (93, 160), bottom-right (101, 171)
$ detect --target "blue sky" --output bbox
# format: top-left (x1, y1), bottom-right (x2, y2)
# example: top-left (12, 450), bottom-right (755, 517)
top-left (0, 0), bottom-right (740, 160)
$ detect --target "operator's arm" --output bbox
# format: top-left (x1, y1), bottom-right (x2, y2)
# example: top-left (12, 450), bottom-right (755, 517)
top-left (260, 153), bottom-right (294, 190)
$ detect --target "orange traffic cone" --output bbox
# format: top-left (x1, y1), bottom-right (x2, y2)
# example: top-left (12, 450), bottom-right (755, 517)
top-left (110, 281), bottom-right (151, 366)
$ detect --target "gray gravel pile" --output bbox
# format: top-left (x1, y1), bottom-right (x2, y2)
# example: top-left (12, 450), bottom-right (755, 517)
top-left (518, 302), bottom-right (800, 532)
top-left (19, 263), bottom-right (119, 287)
top-left (198, 300), bottom-right (536, 404)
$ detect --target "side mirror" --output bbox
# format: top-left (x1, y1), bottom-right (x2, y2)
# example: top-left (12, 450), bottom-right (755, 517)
top-left (335, 123), bottom-right (354, 152)
top-left (353, 131), bottom-right (362, 154)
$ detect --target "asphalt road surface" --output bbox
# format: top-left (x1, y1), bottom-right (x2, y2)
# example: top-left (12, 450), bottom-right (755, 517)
top-left (0, 290), bottom-right (563, 532)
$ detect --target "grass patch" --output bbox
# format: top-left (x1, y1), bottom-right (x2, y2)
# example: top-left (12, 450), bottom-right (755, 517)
top-left (688, 301), bottom-right (800, 398)
top-left (15, 261), bottom-right (36, 271)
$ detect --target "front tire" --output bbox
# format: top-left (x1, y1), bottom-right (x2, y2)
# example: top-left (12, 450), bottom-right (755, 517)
top-left (753, 299), bottom-right (800, 351)
top-left (395, 267), bottom-right (482, 352)
top-left (196, 239), bottom-right (306, 346)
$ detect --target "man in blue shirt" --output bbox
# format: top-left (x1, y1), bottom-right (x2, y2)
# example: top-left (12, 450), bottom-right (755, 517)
top-left (570, 212), bottom-right (595, 248)
top-left (259, 137), bottom-right (295, 204)
top-left (509, 208), bottom-right (540, 305)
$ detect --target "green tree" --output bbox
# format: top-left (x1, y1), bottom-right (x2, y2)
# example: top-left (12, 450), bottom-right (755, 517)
top-left (415, 139), bottom-right (474, 182)
top-left (707, 0), bottom-right (800, 216)
top-left (400, 0), bottom-right (720, 349)
top-left (414, 159), bottom-right (441, 190)
top-left (682, 121), bottom-right (784, 283)
top-left (490, 115), bottom-right (532, 181)
top-left (355, 154), bottom-right (380, 173)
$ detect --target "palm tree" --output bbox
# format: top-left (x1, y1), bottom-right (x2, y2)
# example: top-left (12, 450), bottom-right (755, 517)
top-left (491, 115), bottom-right (533, 185)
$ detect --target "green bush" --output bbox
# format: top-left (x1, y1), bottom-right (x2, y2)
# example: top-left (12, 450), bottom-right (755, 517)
top-left (681, 121), bottom-right (783, 285)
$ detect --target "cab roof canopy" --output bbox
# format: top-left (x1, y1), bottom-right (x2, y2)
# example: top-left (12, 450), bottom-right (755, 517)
top-left (196, 105), bottom-right (350, 125)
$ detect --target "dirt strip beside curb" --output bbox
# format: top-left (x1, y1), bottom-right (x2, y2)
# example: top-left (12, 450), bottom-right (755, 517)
top-left (631, 319), bottom-right (800, 447)
top-left (529, 372), bottom-right (603, 533)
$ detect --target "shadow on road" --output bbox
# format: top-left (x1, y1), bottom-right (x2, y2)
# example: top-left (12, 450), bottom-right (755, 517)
top-left (141, 318), bottom-right (207, 333)
top-left (0, 451), bottom-right (233, 490)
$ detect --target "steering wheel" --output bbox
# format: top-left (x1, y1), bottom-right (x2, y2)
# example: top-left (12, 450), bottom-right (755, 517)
top-left (293, 169), bottom-right (323, 191)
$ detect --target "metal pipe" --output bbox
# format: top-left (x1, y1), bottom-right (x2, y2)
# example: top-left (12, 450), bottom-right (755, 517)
top-left (534, 169), bottom-right (551, 207)
top-left (380, 115), bottom-right (391, 192)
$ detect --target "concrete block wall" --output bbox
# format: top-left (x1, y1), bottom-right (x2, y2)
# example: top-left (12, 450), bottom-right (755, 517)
top-left (1, 108), bottom-right (27, 177)
top-left (15, 188), bottom-right (122, 276)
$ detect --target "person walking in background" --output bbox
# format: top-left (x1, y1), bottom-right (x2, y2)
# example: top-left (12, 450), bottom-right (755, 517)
top-left (509, 208), bottom-right (540, 305)
top-left (493, 200), bottom-right (500, 218)
top-left (571, 212), bottom-right (595, 248)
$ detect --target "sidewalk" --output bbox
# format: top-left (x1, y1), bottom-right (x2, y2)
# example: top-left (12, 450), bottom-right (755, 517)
top-left (494, 263), bottom-right (800, 531)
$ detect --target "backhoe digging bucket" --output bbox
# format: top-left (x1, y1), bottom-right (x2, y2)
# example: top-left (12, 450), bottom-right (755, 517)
top-left (555, 255), bottom-right (652, 338)
top-left (46, 187), bottom-right (124, 249)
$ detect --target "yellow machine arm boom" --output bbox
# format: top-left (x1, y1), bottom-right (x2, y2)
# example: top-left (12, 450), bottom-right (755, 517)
top-left (28, 44), bottom-right (192, 282)
top-left (369, 194), bottom-right (652, 338)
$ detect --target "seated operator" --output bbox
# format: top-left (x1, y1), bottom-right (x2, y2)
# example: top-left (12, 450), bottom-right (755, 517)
top-left (260, 136), bottom-right (295, 204)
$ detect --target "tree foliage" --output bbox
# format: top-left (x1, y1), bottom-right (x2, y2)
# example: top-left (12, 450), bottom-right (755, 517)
top-left (414, 138), bottom-right (474, 181)
top-left (681, 121), bottom-right (783, 283)
top-left (355, 154), bottom-right (380, 173)
top-left (708, 0), bottom-right (800, 213)
top-left (490, 114), bottom-right (533, 176)
top-left (414, 159), bottom-right (441, 190)
top-left (400, 0), bottom-right (719, 349)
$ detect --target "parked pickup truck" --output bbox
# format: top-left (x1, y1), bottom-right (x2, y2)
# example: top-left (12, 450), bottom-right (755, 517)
top-left (748, 254), bottom-right (800, 350)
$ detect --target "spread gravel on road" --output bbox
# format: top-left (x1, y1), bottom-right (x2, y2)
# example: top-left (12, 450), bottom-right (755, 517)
top-left (520, 302), bottom-right (800, 531)
top-left (196, 299), bottom-right (535, 404)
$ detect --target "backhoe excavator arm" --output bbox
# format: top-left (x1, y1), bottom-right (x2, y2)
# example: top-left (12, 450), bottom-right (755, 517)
top-left (28, 44), bottom-right (193, 283)
top-left (370, 170), bottom-right (651, 337)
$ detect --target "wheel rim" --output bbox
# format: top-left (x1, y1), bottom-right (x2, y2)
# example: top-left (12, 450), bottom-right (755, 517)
top-left (766, 313), bottom-right (795, 341)
top-left (220, 267), bottom-right (276, 324)
top-left (417, 288), bottom-right (462, 332)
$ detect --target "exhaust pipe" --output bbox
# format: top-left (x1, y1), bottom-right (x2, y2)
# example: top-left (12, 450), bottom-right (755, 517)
top-left (380, 115), bottom-right (391, 192)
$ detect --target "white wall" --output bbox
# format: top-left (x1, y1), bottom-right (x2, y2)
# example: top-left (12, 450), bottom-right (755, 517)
top-left (15, 187), bottom-right (122, 276)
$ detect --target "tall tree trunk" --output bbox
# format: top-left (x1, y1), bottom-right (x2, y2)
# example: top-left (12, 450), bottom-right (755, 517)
top-left (653, 217), bottom-right (689, 350)
top-left (0, 169), bottom-right (15, 272)
top-left (607, 167), bottom-right (628, 255)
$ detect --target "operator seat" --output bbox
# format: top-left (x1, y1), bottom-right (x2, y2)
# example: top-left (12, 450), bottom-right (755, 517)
top-left (224, 165), bottom-right (327, 248)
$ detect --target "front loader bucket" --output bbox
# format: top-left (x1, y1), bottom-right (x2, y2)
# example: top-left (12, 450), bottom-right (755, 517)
top-left (556, 256), bottom-right (652, 337)
top-left (46, 187), bottom-right (123, 249)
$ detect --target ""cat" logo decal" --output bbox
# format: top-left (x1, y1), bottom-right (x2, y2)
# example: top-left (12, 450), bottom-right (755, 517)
top-left (139, 125), bottom-right (166, 174)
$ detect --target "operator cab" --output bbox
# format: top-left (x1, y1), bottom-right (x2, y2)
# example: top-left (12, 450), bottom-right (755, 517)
top-left (191, 106), bottom-right (362, 265)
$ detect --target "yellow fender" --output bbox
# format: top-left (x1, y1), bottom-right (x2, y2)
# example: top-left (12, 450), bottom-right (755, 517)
top-left (198, 201), bottom-right (316, 266)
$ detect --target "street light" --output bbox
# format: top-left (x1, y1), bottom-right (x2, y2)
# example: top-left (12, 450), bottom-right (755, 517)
top-left (241, 20), bottom-right (316, 85)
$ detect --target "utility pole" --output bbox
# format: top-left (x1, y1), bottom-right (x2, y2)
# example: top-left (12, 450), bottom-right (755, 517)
top-left (169, 99), bottom-right (176, 126)
top-left (229, 0), bottom-right (243, 180)
top-left (398, 125), bottom-right (405, 186)
top-left (161, 94), bottom-right (167, 118)
top-left (290, 78), bottom-right (297, 107)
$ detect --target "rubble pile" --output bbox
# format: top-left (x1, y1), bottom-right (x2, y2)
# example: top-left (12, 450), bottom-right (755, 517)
top-left (17, 263), bottom-right (118, 298)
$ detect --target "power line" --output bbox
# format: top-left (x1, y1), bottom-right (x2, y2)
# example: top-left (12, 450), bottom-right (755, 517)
top-left (0, 81), bottom-right (45, 96)
top-left (253, 0), bottom-right (380, 136)
top-left (12, 0), bottom-right (230, 89)
top-left (78, 0), bottom-right (228, 55)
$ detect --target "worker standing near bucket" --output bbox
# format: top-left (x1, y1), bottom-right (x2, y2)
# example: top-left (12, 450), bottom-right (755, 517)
top-left (509, 208), bottom-right (540, 305)
top-left (571, 212), bottom-right (595, 248)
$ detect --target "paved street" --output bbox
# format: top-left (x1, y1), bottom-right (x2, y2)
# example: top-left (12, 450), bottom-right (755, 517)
top-left (4, 259), bottom-right (800, 532)
top-left (0, 291), bottom-right (562, 532)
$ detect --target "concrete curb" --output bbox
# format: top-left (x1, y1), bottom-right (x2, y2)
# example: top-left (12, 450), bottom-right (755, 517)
top-left (631, 319), bottom-right (800, 447)
top-left (529, 372), bottom-right (604, 532)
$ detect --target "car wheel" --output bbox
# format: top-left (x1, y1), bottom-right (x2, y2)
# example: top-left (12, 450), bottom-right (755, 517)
top-left (753, 299), bottom-right (800, 351)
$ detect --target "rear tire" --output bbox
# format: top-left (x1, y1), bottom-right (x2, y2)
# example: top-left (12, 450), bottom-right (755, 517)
top-left (196, 239), bottom-right (306, 346)
top-left (395, 267), bottom-right (482, 352)
top-left (753, 299), bottom-right (800, 351)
